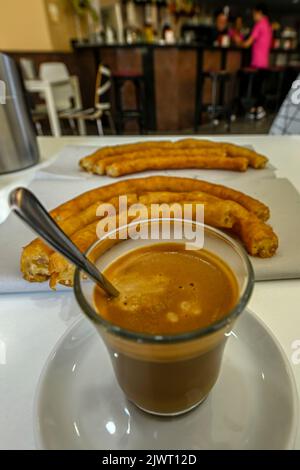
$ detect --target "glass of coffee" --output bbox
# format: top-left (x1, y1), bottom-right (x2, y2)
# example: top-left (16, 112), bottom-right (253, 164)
top-left (74, 219), bottom-right (254, 416)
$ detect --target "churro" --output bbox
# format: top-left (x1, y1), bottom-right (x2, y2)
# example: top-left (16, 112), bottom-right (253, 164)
top-left (20, 176), bottom-right (274, 286)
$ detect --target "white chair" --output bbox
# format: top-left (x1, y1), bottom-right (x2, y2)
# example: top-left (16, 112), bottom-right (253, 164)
top-left (39, 62), bottom-right (81, 134)
top-left (20, 58), bottom-right (37, 80)
top-left (60, 65), bottom-right (116, 135)
top-left (20, 58), bottom-right (47, 135)
top-left (39, 62), bottom-right (74, 111)
top-left (94, 65), bottom-right (115, 134)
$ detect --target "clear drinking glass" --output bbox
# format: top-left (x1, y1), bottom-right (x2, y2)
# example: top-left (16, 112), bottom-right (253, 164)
top-left (74, 219), bottom-right (254, 416)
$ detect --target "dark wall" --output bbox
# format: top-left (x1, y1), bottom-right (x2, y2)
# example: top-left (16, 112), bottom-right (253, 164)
top-left (200, 0), bottom-right (300, 20)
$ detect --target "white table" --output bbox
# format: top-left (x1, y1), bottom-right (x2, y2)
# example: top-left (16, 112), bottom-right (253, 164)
top-left (25, 77), bottom-right (86, 137)
top-left (1, 135), bottom-right (300, 450)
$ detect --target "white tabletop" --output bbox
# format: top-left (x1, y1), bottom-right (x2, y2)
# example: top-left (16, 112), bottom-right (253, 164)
top-left (1, 135), bottom-right (300, 450)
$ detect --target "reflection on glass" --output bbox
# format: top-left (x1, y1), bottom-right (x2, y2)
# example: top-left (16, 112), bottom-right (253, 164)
top-left (105, 421), bottom-right (116, 434)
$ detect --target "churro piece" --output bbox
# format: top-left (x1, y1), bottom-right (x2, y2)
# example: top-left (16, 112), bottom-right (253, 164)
top-left (174, 139), bottom-right (218, 148)
top-left (21, 176), bottom-right (269, 280)
top-left (21, 194), bottom-right (138, 282)
top-left (186, 179), bottom-right (269, 221)
top-left (80, 141), bottom-right (173, 171)
top-left (49, 221), bottom-right (100, 288)
top-left (48, 194), bottom-right (277, 288)
top-left (106, 156), bottom-right (249, 177)
top-left (93, 148), bottom-right (227, 175)
top-left (221, 143), bottom-right (268, 169)
top-left (138, 192), bottom-right (236, 228)
top-left (80, 140), bottom-right (216, 171)
top-left (49, 177), bottom-right (269, 221)
top-left (80, 139), bottom-right (222, 172)
top-left (80, 139), bottom-right (268, 172)
top-left (168, 139), bottom-right (268, 169)
top-left (20, 242), bottom-right (53, 283)
top-left (236, 217), bottom-right (278, 258)
top-left (48, 199), bottom-right (237, 287)
top-left (139, 191), bottom-right (277, 257)
top-left (232, 210), bottom-right (278, 258)
top-left (21, 177), bottom-right (270, 282)
top-left (138, 191), bottom-right (221, 204)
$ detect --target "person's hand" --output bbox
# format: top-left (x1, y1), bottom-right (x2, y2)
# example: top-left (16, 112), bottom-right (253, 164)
top-left (234, 36), bottom-right (243, 46)
top-left (242, 37), bottom-right (254, 48)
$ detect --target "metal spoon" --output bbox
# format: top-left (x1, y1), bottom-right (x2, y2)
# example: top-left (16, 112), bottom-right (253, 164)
top-left (9, 187), bottom-right (119, 297)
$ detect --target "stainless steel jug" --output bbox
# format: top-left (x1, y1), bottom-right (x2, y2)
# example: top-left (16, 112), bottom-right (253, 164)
top-left (0, 53), bottom-right (40, 174)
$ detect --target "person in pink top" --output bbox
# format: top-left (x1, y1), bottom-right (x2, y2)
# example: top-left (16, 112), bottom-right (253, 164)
top-left (248, 4), bottom-right (272, 68)
top-left (243, 3), bottom-right (273, 120)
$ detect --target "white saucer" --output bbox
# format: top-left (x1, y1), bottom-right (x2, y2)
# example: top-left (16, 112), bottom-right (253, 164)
top-left (34, 311), bottom-right (298, 450)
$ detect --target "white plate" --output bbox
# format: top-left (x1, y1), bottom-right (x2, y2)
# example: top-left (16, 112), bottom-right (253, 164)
top-left (34, 311), bottom-right (298, 450)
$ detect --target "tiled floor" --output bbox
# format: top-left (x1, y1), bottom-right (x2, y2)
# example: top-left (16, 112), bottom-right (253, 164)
top-left (110, 113), bottom-right (275, 136)
top-left (195, 113), bottom-right (275, 135)
top-left (153, 114), bottom-right (275, 136)
top-left (37, 113), bottom-right (276, 136)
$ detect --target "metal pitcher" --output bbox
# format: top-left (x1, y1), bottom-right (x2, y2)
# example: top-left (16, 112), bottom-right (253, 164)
top-left (0, 53), bottom-right (40, 174)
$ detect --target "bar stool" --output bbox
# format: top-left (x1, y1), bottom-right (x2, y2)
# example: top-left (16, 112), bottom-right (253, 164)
top-left (264, 66), bottom-right (286, 111)
top-left (113, 72), bottom-right (145, 134)
top-left (238, 67), bottom-right (259, 111)
top-left (194, 70), bottom-right (234, 132)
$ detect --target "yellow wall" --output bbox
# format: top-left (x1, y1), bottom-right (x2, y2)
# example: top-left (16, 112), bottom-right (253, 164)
top-left (0, 0), bottom-right (53, 51)
top-left (44, 0), bottom-right (88, 51)
top-left (0, 0), bottom-right (88, 52)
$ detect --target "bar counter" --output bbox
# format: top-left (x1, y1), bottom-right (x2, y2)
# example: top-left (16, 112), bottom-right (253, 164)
top-left (73, 41), bottom-right (300, 132)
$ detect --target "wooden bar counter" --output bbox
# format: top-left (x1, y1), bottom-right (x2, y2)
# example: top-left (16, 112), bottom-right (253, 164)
top-left (73, 42), bottom-right (249, 132)
top-left (73, 42), bottom-right (300, 132)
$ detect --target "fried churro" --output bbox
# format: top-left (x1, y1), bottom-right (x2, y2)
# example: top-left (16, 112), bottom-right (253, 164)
top-left (106, 155), bottom-right (249, 177)
top-left (20, 176), bottom-right (274, 287)
top-left (79, 139), bottom-right (269, 175)
top-left (93, 148), bottom-right (227, 175)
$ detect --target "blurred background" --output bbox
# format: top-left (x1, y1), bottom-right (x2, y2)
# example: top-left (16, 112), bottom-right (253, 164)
top-left (1, 0), bottom-right (300, 136)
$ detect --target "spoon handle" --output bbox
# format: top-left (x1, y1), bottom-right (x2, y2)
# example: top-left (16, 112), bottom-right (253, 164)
top-left (9, 187), bottom-right (119, 297)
